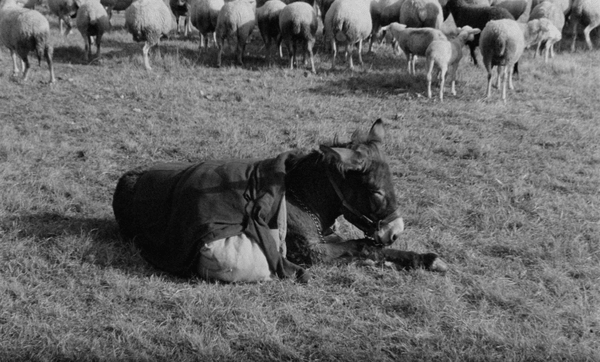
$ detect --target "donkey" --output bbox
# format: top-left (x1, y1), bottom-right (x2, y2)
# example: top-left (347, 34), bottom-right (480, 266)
top-left (112, 119), bottom-right (447, 283)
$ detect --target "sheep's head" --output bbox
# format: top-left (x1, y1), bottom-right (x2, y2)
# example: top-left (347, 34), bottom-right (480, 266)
top-left (456, 26), bottom-right (481, 42)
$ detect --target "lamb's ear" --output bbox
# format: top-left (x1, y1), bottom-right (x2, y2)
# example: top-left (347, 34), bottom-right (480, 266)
top-left (368, 119), bottom-right (385, 144)
top-left (470, 28), bottom-right (481, 35)
top-left (320, 145), bottom-right (365, 171)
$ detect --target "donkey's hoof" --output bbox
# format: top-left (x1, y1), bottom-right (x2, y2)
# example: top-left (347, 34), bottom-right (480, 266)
top-left (429, 257), bottom-right (448, 273)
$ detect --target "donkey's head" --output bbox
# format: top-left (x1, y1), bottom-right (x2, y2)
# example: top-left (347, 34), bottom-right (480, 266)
top-left (321, 119), bottom-right (404, 246)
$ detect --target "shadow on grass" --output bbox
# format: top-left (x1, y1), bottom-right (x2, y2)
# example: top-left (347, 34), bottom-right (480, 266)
top-left (310, 70), bottom-right (426, 98)
top-left (2, 212), bottom-right (190, 282)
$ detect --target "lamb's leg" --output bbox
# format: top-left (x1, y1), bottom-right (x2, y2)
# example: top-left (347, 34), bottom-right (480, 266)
top-left (45, 46), bottom-right (55, 83)
top-left (571, 22), bottom-right (578, 52)
top-left (10, 50), bottom-right (20, 76)
top-left (142, 42), bottom-right (152, 70)
top-left (583, 25), bottom-right (594, 50)
top-left (485, 66), bottom-right (493, 98)
top-left (307, 39), bottom-right (316, 74)
top-left (439, 66), bottom-right (447, 101)
top-left (20, 54), bottom-right (30, 81)
top-left (357, 39), bottom-right (364, 66)
top-left (501, 66), bottom-right (508, 101)
top-left (331, 40), bottom-right (337, 69)
top-left (426, 60), bottom-right (434, 99)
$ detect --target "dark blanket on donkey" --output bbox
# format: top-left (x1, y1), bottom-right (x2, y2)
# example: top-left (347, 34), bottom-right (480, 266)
top-left (131, 151), bottom-right (305, 280)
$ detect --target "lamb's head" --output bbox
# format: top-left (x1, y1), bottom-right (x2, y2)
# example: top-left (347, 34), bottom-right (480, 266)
top-left (456, 25), bottom-right (481, 43)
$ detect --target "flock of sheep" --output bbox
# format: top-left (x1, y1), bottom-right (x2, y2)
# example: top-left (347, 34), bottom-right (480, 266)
top-left (1, 0), bottom-right (599, 100)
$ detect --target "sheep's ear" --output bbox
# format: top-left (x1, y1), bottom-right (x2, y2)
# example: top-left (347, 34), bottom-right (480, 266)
top-left (470, 29), bottom-right (481, 35)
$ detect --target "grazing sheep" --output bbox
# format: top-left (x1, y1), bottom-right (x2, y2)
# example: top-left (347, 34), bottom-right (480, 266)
top-left (190, 0), bottom-right (224, 49)
top-left (377, 0), bottom-right (404, 51)
top-left (569, 0), bottom-right (600, 51)
top-left (400, 0), bottom-right (444, 29)
top-left (529, 0), bottom-right (565, 31)
top-left (100, 0), bottom-right (134, 20)
top-left (519, 17), bottom-right (561, 61)
top-left (324, 0), bottom-right (373, 69)
top-left (279, 1), bottom-right (318, 72)
top-left (382, 22), bottom-right (447, 74)
top-left (490, 0), bottom-right (527, 20)
top-left (170, 0), bottom-right (191, 35)
top-left (256, 0), bottom-right (285, 64)
top-left (0, 0), bottom-right (55, 82)
top-left (76, 0), bottom-right (111, 61)
top-left (215, 0), bottom-right (256, 67)
top-left (446, 0), bottom-right (515, 65)
top-left (47, 0), bottom-right (79, 35)
top-left (479, 18), bottom-right (524, 101)
top-left (125, 0), bottom-right (175, 70)
top-left (425, 25), bottom-right (480, 100)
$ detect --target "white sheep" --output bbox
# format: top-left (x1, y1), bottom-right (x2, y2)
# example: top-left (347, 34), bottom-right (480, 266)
top-left (125, 0), bottom-right (175, 70)
top-left (399, 0), bottom-right (443, 29)
top-left (0, 0), bottom-right (55, 82)
top-left (531, 0), bottom-right (572, 15)
top-left (75, 0), bottom-right (111, 61)
top-left (190, 0), bottom-right (224, 49)
top-left (479, 18), bottom-right (525, 101)
top-left (529, 0), bottom-right (566, 31)
top-left (215, 0), bottom-right (256, 67)
top-left (324, 0), bottom-right (373, 70)
top-left (170, 0), bottom-right (191, 35)
top-left (376, 0), bottom-right (404, 52)
top-left (569, 0), bottom-right (600, 51)
top-left (256, 0), bottom-right (285, 64)
top-left (519, 18), bottom-right (561, 61)
top-left (47, 0), bottom-right (79, 35)
top-left (382, 22), bottom-right (447, 74)
top-left (425, 25), bottom-right (480, 100)
top-left (279, 1), bottom-right (318, 72)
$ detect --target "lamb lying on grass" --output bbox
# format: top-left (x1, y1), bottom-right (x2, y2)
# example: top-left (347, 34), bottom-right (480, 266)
top-left (425, 25), bottom-right (481, 100)
top-left (479, 18), bottom-right (524, 101)
top-left (0, 0), bottom-right (55, 82)
top-left (382, 22), bottom-right (447, 74)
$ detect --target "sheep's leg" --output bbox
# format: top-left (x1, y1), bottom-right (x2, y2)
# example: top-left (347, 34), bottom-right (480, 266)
top-left (348, 44), bottom-right (354, 70)
top-left (535, 42), bottom-right (541, 58)
top-left (494, 66), bottom-right (501, 89)
top-left (10, 50), bottom-right (20, 76)
top-left (290, 41), bottom-right (295, 69)
top-left (308, 40), bottom-right (316, 74)
top-left (61, 16), bottom-right (72, 36)
top-left (96, 35), bottom-right (102, 59)
top-left (501, 67), bottom-right (508, 101)
top-left (331, 40), bottom-right (337, 69)
top-left (412, 55), bottom-right (417, 74)
top-left (583, 25), bottom-right (594, 50)
top-left (21, 55), bottom-right (30, 81)
top-left (469, 42), bottom-right (478, 65)
top-left (508, 64), bottom-right (515, 90)
top-left (485, 66), bottom-right (493, 98)
top-left (83, 34), bottom-right (90, 61)
top-left (571, 22), bottom-right (578, 52)
top-left (449, 64), bottom-right (457, 96)
top-left (236, 40), bottom-right (245, 66)
top-left (439, 67), bottom-right (447, 101)
top-left (45, 46), bottom-right (55, 83)
top-left (407, 54), bottom-right (412, 74)
top-left (426, 59), bottom-right (434, 99)
top-left (142, 42), bottom-right (152, 70)
top-left (357, 40), bottom-right (364, 66)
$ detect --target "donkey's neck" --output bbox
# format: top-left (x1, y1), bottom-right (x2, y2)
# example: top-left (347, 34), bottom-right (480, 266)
top-left (285, 152), bottom-right (342, 231)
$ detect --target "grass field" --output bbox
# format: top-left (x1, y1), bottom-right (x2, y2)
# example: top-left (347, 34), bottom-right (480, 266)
top-left (1, 6), bottom-right (599, 361)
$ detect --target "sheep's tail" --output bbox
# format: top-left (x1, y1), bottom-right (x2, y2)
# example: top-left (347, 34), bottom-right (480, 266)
top-left (491, 35), bottom-right (507, 59)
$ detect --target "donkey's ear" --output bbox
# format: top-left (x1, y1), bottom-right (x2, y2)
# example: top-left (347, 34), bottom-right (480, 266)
top-left (320, 145), bottom-right (365, 170)
top-left (368, 119), bottom-right (386, 143)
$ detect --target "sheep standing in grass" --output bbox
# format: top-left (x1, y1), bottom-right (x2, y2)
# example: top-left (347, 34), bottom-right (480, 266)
top-left (190, 0), bottom-right (224, 49)
top-left (520, 18), bottom-right (561, 61)
top-left (479, 18), bottom-right (524, 101)
top-left (125, 0), bottom-right (175, 70)
top-left (324, 0), bottom-right (373, 70)
top-left (377, 0), bottom-right (404, 52)
top-left (279, 1), bottom-right (318, 72)
top-left (76, 0), bottom-right (111, 61)
top-left (48, 0), bottom-right (79, 35)
top-left (425, 25), bottom-right (480, 100)
top-left (382, 22), bottom-right (447, 74)
top-left (256, 0), bottom-right (285, 64)
top-left (400, 0), bottom-right (444, 29)
top-left (569, 0), bottom-right (600, 51)
top-left (170, 0), bottom-right (191, 35)
top-left (0, 0), bottom-right (55, 82)
top-left (446, 0), bottom-right (515, 65)
top-left (215, 0), bottom-right (256, 67)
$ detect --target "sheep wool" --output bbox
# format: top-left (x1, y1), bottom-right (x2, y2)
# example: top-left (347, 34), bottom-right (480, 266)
top-left (76, 0), bottom-right (111, 61)
top-left (324, 0), bottom-right (373, 69)
top-left (479, 18), bottom-right (524, 101)
top-left (569, 0), bottom-right (600, 51)
top-left (279, 1), bottom-right (318, 73)
top-left (100, 0), bottom-right (134, 20)
top-left (518, 18), bottom-right (561, 62)
top-left (399, 0), bottom-right (443, 29)
top-left (0, 0), bottom-right (55, 82)
top-left (125, 0), bottom-right (175, 70)
top-left (383, 22), bottom-right (447, 74)
top-left (256, 0), bottom-right (285, 64)
top-left (529, 0), bottom-right (565, 31)
top-left (191, 0), bottom-right (225, 49)
top-left (425, 26), bottom-right (480, 100)
top-left (215, 0), bottom-right (256, 67)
